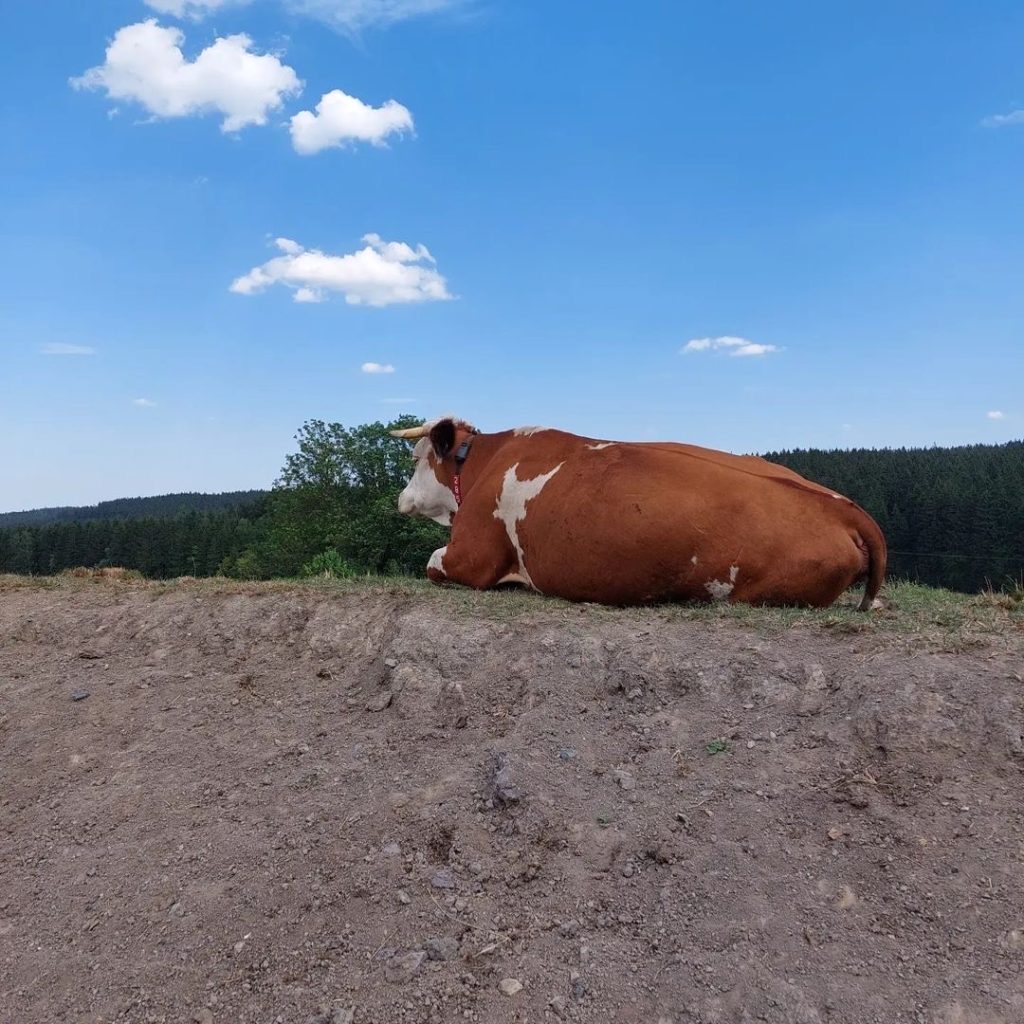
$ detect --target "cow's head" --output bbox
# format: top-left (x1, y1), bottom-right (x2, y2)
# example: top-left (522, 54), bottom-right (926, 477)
top-left (391, 417), bottom-right (478, 527)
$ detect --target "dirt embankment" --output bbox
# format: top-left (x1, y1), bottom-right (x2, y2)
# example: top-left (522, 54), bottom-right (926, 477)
top-left (1, 580), bottom-right (1023, 1024)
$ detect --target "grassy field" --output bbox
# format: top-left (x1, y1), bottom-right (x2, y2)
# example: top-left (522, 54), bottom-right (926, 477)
top-left (3, 571), bottom-right (1021, 650)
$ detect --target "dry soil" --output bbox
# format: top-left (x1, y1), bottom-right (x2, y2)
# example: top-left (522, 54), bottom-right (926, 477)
top-left (1, 578), bottom-right (1023, 1024)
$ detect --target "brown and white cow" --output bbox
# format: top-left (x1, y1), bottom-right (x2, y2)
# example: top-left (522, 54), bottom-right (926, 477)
top-left (392, 418), bottom-right (886, 609)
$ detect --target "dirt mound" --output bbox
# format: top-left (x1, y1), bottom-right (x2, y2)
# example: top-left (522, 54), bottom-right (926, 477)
top-left (1, 581), bottom-right (1022, 1024)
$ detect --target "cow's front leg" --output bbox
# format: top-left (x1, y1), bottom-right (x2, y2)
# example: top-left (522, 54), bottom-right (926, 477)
top-left (426, 546), bottom-right (449, 584)
top-left (424, 517), bottom-right (513, 590)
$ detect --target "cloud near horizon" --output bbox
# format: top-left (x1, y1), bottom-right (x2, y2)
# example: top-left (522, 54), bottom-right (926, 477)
top-left (132, 398), bottom-right (157, 407)
top-left (361, 362), bottom-right (395, 373)
top-left (230, 234), bottom-right (452, 306)
top-left (986, 410), bottom-right (1006, 420)
top-left (71, 20), bottom-right (302, 132)
top-left (41, 343), bottom-right (95, 356)
top-left (682, 336), bottom-right (779, 358)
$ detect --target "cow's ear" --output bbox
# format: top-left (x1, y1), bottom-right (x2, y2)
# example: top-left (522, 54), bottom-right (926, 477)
top-left (429, 418), bottom-right (456, 460)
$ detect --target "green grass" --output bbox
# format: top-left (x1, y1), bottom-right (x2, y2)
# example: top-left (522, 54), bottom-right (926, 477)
top-left (2, 572), bottom-right (1021, 648)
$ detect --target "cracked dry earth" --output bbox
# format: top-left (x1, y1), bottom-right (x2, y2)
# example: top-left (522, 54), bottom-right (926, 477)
top-left (1, 582), bottom-right (1023, 1024)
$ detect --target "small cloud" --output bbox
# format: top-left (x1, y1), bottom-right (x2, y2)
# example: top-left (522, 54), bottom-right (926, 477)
top-left (132, 397), bottom-right (157, 407)
top-left (981, 109), bottom-right (1024, 128)
top-left (682, 336), bottom-right (780, 358)
top-left (986, 410), bottom-right (1006, 420)
top-left (282, 0), bottom-right (466, 33)
top-left (362, 361), bottom-right (395, 374)
top-left (290, 89), bottom-right (413, 155)
top-left (231, 234), bottom-right (452, 307)
top-left (144, 0), bottom-right (249, 17)
top-left (40, 343), bottom-right (95, 356)
top-left (147, 0), bottom-right (466, 31)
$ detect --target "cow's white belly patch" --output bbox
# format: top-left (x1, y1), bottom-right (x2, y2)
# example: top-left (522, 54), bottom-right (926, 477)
top-left (705, 564), bottom-right (739, 601)
top-left (493, 462), bottom-right (564, 590)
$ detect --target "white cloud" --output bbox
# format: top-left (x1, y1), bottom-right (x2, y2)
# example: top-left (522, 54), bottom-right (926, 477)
top-left (682, 336), bottom-right (779, 358)
top-left (987, 410), bottom-right (1006, 420)
top-left (230, 234), bottom-right (453, 307)
top-left (132, 398), bottom-right (157, 407)
top-left (362, 361), bottom-right (395, 373)
top-left (40, 343), bottom-right (95, 356)
top-left (146, 0), bottom-right (465, 31)
top-left (982, 109), bottom-right (1024, 128)
top-left (282, 0), bottom-right (464, 33)
top-left (144, 0), bottom-right (249, 18)
top-left (71, 20), bottom-right (302, 133)
top-left (290, 89), bottom-right (413, 154)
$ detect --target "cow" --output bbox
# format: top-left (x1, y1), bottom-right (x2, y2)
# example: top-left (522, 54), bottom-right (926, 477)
top-left (391, 418), bottom-right (886, 610)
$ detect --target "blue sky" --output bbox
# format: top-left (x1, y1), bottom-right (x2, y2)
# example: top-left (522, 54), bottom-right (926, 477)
top-left (3, 0), bottom-right (1023, 510)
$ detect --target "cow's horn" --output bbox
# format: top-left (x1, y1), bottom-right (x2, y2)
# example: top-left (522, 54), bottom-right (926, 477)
top-left (389, 424), bottom-right (430, 440)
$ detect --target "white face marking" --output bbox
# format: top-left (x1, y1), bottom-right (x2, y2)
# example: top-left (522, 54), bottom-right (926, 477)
top-left (513, 426), bottom-right (550, 436)
top-left (397, 438), bottom-right (458, 527)
top-left (492, 461), bottom-right (564, 590)
top-left (585, 441), bottom-right (617, 450)
top-left (691, 555), bottom-right (699, 565)
top-left (427, 546), bottom-right (447, 575)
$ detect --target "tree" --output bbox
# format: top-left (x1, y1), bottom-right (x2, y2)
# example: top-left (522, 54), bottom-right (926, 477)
top-left (235, 415), bottom-right (446, 578)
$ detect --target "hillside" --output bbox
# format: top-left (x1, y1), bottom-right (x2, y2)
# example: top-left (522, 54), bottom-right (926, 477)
top-left (1, 576), bottom-right (1022, 1024)
top-left (0, 490), bottom-right (267, 528)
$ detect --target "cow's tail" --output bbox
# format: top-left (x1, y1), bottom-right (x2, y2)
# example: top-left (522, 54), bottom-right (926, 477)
top-left (856, 511), bottom-right (888, 611)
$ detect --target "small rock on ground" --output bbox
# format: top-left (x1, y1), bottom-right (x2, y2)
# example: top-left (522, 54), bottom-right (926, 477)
top-left (384, 950), bottom-right (426, 984)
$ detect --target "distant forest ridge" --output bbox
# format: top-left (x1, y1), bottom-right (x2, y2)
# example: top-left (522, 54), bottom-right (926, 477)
top-left (765, 439), bottom-right (1023, 593)
top-left (0, 490), bottom-right (268, 529)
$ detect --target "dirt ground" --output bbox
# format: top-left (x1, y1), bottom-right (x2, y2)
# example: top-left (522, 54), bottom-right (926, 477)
top-left (1, 578), bottom-right (1023, 1024)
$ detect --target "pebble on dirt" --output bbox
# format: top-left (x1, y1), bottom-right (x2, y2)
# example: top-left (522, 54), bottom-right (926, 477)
top-left (384, 950), bottom-right (427, 983)
top-left (430, 867), bottom-right (456, 889)
top-left (424, 935), bottom-right (460, 961)
top-left (492, 751), bottom-right (522, 804)
top-left (71, 689), bottom-right (90, 702)
top-left (366, 691), bottom-right (393, 712)
top-left (499, 978), bottom-right (524, 996)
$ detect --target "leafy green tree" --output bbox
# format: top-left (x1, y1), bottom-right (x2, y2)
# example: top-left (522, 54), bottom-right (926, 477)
top-left (239, 415), bottom-right (446, 578)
